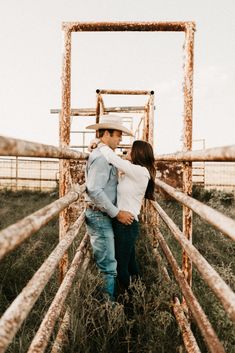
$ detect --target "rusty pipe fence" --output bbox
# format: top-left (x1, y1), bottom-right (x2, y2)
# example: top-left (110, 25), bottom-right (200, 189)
top-left (0, 135), bottom-right (90, 353)
top-left (144, 144), bottom-right (235, 353)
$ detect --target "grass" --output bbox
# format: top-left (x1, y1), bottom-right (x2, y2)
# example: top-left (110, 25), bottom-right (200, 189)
top-left (0, 187), bottom-right (234, 352)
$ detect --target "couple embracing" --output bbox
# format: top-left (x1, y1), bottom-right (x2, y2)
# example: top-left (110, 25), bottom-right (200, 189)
top-left (85, 115), bottom-right (156, 301)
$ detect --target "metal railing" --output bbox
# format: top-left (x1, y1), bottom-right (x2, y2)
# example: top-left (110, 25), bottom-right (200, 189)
top-left (0, 135), bottom-right (90, 353)
top-left (0, 135), bottom-right (235, 352)
top-left (145, 144), bottom-right (235, 353)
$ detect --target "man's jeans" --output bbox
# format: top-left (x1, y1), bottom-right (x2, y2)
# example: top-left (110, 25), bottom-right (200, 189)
top-left (85, 209), bottom-right (117, 301)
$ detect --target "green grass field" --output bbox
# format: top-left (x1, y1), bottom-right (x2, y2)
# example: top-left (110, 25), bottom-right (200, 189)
top-left (0, 188), bottom-right (234, 352)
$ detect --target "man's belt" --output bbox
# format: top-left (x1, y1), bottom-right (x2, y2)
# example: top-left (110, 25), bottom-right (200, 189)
top-left (86, 203), bottom-right (106, 213)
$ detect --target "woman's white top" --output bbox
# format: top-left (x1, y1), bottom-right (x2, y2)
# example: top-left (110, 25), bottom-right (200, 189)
top-left (99, 145), bottom-right (150, 220)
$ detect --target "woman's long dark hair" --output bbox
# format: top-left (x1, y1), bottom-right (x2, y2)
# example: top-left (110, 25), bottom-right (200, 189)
top-left (131, 140), bottom-right (156, 200)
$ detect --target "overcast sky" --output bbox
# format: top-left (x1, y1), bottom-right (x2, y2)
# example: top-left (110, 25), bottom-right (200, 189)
top-left (0, 0), bottom-right (234, 153)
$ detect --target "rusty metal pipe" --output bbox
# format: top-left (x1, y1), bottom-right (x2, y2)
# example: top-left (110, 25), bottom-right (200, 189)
top-left (0, 136), bottom-right (88, 160)
top-left (155, 179), bottom-right (235, 241)
top-left (0, 212), bottom-right (85, 353)
top-left (154, 229), bottom-right (225, 353)
top-left (97, 89), bottom-right (152, 95)
top-left (0, 186), bottom-right (85, 260)
top-left (51, 106), bottom-right (147, 116)
top-left (173, 297), bottom-right (201, 353)
top-left (154, 145), bottom-right (235, 162)
top-left (50, 253), bottom-right (90, 353)
top-left (62, 21), bottom-right (195, 32)
top-left (151, 200), bottom-right (235, 321)
top-left (27, 234), bottom-right (89, 353)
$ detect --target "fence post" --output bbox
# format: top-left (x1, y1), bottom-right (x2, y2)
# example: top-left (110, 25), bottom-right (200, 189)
top-left (182, 23), bottom-right (195, 301)
top-left (59, 27), bottom-right (72, 283)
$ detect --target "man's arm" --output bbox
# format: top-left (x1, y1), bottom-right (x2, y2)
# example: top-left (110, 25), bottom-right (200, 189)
top-left (86, 156), bottom-right (119, 218)
top-left (87, 155), bottom-right (134, 224)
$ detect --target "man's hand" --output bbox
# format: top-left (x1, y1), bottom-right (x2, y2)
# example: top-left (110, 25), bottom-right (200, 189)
top-left (116, 210), bottom-right (134, 225)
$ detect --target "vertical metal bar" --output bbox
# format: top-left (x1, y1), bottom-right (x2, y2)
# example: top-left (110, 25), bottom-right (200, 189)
top-left (95, 90), bottom-right (102, 137)
top-left (82, 132), bottom-right (85, 152)
top-left (15, 156), bottom-right (18, 190)
top-left (39, 160), bottom-right (42, 191)
top-left (145, 103), bottom-right (150, 142)
top-left (182, 24), bottom-right (195, 293)
top-left (95, 90), bottom-right (102, 124)
top-left (59, 28), bottom-right (72, 282)
top-left (148, 91), bottom-right (155, 146)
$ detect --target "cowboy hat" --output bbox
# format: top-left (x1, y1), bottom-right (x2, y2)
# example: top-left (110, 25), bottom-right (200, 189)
top-left (86, 114), bottom-right (133, 136)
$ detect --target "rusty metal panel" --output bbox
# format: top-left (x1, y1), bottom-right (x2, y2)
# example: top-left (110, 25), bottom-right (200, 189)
top-left (27, 234), bottom-right (89, 353)
top-left (62, 21), bottom-right (195, 33)
top-left (151, 200), bottom-right (235, 321)
top-left (0, 135), bottom-right (88, 159)
top-left (0, 212), bottom-right (85, 353)
top-left (155, 178), bottom-right (235, 242)
top-left (0, 187), bottom-right (85, 260)
top-left (154, 228), bottom-right (225, 353)
top-left (154, 145), bottom-right (235, 162)
top-left (173, 297), bottom-right (201, 353)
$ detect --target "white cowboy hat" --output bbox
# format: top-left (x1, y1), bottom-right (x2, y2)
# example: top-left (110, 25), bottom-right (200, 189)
top-left (86, 114), bottom-right (133, 136)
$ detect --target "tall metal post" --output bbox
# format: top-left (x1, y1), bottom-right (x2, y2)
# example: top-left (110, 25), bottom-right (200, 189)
top-left (59, 28), bottom-right (72, 282)
top-left (148, 91), bottom-right (155, 147)
top-left (182, 23), bottom-right (195, 291)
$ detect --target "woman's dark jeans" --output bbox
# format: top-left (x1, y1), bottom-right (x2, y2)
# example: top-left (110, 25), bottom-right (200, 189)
top-left (112, 218), bottom-right (139, 290)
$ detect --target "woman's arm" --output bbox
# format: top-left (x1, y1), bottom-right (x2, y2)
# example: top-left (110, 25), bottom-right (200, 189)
top-left (99, 145), bottom-right (139, 177)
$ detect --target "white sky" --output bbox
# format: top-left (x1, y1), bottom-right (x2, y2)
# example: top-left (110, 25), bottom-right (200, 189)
top-left (0, 0), bottom-right (234, 153)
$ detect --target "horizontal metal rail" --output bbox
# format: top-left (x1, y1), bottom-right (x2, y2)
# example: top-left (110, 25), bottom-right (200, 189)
top-left (97, 89), bottom-right (153, 95)
top-left (173, 297), bottom-right (201, 353)
top-left (0, 212), bottom-right (85, 353)
top-left (155, 145), bottom-right (235, 162)
top-left (62, 21), bottom-right (195, 32)
top-left (151, 201), bottom-right (235, 321)
top-left (51, 106), bottom-right (146, 116)
top-left (0, 136), bottom-right (88, 160)
top-left (0, 186), bottom-right (85, 260)
top-left (27, 233), bottom-right (90, 353)
top-left (0, 176), bottom-right (58, 182)
top-left (155, 179), bottom-right (235, 241)
top-left (154, 228), bottom-right (225, 353)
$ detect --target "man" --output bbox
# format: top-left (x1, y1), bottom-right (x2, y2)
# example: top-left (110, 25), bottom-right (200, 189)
top-left (85, 115), bottom-right (134, 301)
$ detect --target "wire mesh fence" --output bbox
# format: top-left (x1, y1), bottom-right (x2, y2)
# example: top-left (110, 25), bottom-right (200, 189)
top-left (1, 157), bottom-right (235, 193)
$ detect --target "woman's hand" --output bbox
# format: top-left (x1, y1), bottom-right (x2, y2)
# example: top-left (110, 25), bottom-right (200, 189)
top-left (88, 138), bottom-right (100, 152)
top-left (123, 149), bottom-right (132, 161)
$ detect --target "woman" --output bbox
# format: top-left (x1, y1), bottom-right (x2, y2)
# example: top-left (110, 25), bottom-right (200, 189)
top-left (98, 140), bottom-right (156, 291)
